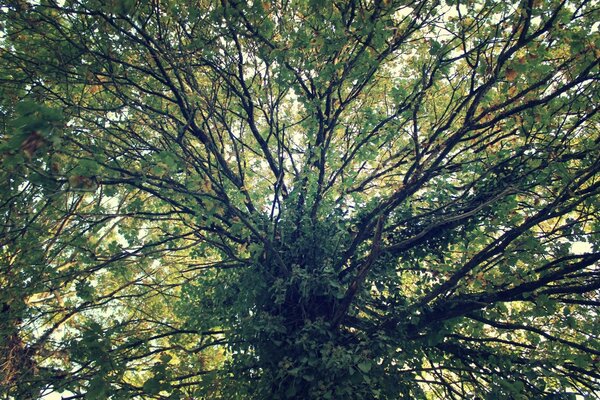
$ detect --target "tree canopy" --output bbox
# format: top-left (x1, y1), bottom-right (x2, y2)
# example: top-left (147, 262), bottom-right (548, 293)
top-left (1, 0), bottom-right (599, 398)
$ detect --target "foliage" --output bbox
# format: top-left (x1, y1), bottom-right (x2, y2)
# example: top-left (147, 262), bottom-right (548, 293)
top-left (1, 0), bottom-right (599, 398)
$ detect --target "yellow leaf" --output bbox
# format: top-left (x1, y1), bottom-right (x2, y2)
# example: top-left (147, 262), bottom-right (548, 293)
top-left (505, 68), bottom-right (517, 82)
top-left (88, 85), bottom-right (102, 94)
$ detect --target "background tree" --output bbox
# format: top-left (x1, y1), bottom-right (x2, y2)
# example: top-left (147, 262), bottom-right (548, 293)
top-left (1, 0), bottom-right (599, 398)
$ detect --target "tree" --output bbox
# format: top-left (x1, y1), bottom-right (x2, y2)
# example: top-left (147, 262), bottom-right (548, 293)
top-left (1, 0), bottom-right (599, 398)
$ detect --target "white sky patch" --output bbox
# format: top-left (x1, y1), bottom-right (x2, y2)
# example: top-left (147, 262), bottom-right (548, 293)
top-left (443, 3), bottom-right (468, 19)
top-left (41, 390), bottom-right (73, 400)
top-left (571, 241), bottom-right (592, 255)
top-left (392, 6), bottom-right (413, 21)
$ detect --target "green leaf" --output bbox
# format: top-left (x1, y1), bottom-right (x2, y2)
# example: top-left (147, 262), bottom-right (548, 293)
top-left (142, 377), bottom-right (162, 396)
top-left (86, 377), bottom-right (109, 400)
top-left (284, 385), bottom-right (297, 398)
top-left (357, 360), bottom-right (372, 373)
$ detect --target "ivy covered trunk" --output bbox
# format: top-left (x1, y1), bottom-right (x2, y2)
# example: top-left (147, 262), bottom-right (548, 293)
top-left (230, 218), bottom-right (407, 399)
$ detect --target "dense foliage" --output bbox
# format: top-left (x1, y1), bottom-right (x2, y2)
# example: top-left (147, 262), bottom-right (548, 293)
top-left (1, 0), bottom-right (599, 398)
